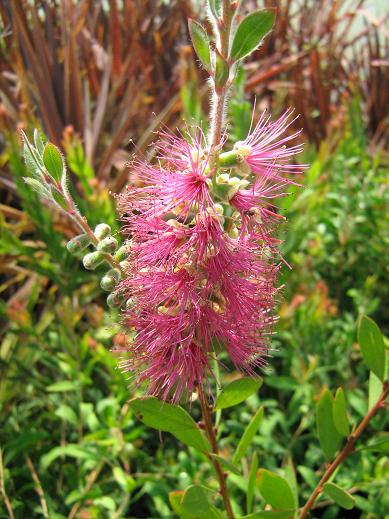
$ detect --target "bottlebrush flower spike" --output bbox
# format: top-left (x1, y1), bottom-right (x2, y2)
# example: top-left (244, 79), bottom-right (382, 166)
top-left (117, 119), bottom-right (303, 402)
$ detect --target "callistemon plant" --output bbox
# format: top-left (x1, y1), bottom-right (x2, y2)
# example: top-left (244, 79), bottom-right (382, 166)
top-left (19, 2), bottom-right (389, 518)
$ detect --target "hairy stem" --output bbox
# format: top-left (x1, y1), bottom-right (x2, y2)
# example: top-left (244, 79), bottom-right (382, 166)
top-left (198, 384), bottom-right (234, 519)
top-left (298, 382), bottom-right (389, 519)
top-left (209, 0), bottom-right (235, 150)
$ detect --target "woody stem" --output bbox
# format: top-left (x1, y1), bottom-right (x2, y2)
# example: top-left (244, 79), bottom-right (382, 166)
top-left (198, 384), bottom-right (234, 519)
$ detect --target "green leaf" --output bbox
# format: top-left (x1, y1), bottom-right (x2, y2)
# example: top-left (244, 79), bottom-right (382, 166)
top-left (179, 485), bottom-right (222, 519)
top-left (231, 10), bottom-right (275, 62)
top-left (240, 512), bottom-right (294, 519)
top-left (55, 405), bottom-right (78, 426)
top-left (214, 50), bottom-right (229, 87)
top-left (256, 469), bottom-right (295, 511)
top-left (297, 466), bottom-right (319, 489)
top-left (208, 0), bottom-right (221, 18)
top-left (42, 142), bottom-right (64, 182)
top-left (22, 131), bottom-right (44, 181)
top-left (47, 380), bottom-right (79, 392)
top-left (188, 19), bottom-right (212, 73)
top-left (283, 455), bottom-right (298, 510)
top-left (369, 371), bottom-right (383, 410)
top-left (215, 377), bottom-right (262, 410)
top-left (360, 435), bottom-right (389, 453)
top-left (181, 485), bottom-right (212, 515)
top-left (358, 315), bottom-right (386, 381)
top-left (129, 397), bottom-right (210, 452)
top-left (209, 453), bottom-right (241, 475)
top-left (323, 482), bottom-right (355, 510)
top-left (41, 445), bottom-right (99, 469)
top-left (232, 406), bottom-right (264, 465)
top-left (112, 467), bottom-right (136, 493)
top-left (169, 491), bottom-right (194, 519)
top-left (246, 452), bottom-right (258, 515)
top-left (23, 177), bottom-right (51, 199)
top-left (316, 389), bottom-right (342, 461)
top-left (333, 388), bottom-right (350, 437)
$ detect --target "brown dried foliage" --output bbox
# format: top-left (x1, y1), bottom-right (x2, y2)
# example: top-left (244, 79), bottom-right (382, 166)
top-left (0, 0), bottom-right (194, 189)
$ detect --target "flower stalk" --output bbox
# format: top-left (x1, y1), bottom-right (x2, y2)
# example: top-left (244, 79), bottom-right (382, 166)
top-left (198, 384), bottom-right (234, 519)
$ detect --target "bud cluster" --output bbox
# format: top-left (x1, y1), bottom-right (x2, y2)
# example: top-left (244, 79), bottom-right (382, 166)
top-left (21, 130), bottom-right (129, 309)
top-left (66, 223), bottom-right (130, 309)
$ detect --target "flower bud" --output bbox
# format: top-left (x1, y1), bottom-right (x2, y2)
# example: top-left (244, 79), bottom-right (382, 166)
top-left (216, 173), bottom-right (230, 184)
top-left (100, 268), bottom-right (121, 292)
top-left (114, 245), bottom-right (128, 262)
top-left (97, 236), bottom-right (118, 253)
top-left (120, 260), bottom-right (130, 271)
top-left (66, 234), bottom-right (91, 254)
top-left (94, 223), bottom-right (111, 240)
top-left (233, 141), bottom-right (252, 159)
top-left (107, 291), bottom-right (125, 308)
top-left (83, 251), bottom-right (105, 270)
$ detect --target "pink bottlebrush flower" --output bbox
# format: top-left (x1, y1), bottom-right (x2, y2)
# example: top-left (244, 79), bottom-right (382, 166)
top-left (117, 120), bottom-right (302, 402)
top-left (234, 108), bottom-right (306, 182)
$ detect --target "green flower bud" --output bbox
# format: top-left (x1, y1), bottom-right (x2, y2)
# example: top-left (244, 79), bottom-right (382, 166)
top-left (114, 245), bottom-right (128, 262)
top-left (100, 268), bottom-right (121, 292)
top-left (107, 291), bottom-right (124, 308)
top-left (97, 236), bottom-right (118, 253)
top-left (94, 223), bottom-right (111, 240)
top-left (66, 234), bottom-right (91, 254)
top-left (83, 251), bottom-right (105, 270)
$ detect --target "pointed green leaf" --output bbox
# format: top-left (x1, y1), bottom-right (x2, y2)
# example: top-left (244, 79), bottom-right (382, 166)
top-left (297, 466), bottom-right (319, 489)
top-left (188, 19), bottom-right (212, 73)
top-left (214, 50), bottom-right (229, 87)
top-left (215, 377), bottom-right (262, 410)
top-left (129, 397), bottom-right (210, 453)
top-left (368, 371), bottom-right (383, 410)
top-left (246, 452), bottom-right (258, 514)
top-left (22, 131), bottom-right (45, 181)
top-left (232, 406), bottom-right (264, 465)
top-left (209, 453), bottom-right (241, 475)
top-left (323, 482), bottom-right (355, 510)
top-left (43, 142), bottom-right (64, 182)
top-left (333, 388), bottom-right (350, 437)
top-left (23, 177), bottom-right (51, 199)
top-left (41, 445), bottom-right (99, 469)
top-left (316, 389), bottom-right (342, 461)
top-left (358, 315), bottom-right (385, 381)
top-left (47, 380), bottom-right (79, 392)
top-left (256, 469), bottom-right (295, 511)
top-left (34, 128), bottom-right (46, 154)
top-left (231, 10), bottom-right (275, 62)
top-left (283, 455), bottom-right (298, 510)
top-left (359, 435), bottom-right (389, 453)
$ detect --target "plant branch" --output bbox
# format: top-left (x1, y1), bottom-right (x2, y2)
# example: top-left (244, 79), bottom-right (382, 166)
top-left (25, 455), bottom-right (49, 518)
top-left (298, 381), bottom-right (389, 519)
top-left (198, 384), bottom-right (234, 519)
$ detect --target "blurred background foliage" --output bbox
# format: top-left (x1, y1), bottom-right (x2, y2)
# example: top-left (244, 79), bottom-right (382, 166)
top-left (0, 0), bottom-right (388, 517)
